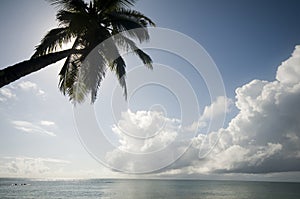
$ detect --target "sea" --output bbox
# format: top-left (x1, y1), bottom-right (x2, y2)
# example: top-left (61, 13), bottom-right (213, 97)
top-left (0, 178), bottom-right (300, 199)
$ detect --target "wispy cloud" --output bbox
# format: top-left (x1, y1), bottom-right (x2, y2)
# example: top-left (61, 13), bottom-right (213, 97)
top-left (40, 120), bottom-right (55, 126)
top-left (12, 120), bottom-right (56, 136)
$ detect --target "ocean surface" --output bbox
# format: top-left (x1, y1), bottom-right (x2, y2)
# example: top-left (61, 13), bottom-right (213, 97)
top-left (0, 178), bottom-right (300, 199)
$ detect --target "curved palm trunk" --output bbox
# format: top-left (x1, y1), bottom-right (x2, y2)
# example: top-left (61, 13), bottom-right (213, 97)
top-left (0, 49), bottom-right (81, 88)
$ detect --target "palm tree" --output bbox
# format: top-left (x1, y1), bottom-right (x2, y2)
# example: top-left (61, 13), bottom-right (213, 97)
top-left (0, 0), bottom-right (155, 102)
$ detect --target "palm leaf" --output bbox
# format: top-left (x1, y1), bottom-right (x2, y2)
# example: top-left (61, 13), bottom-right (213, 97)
top-left (110, 18), bottom-right (149, 42)
top-left (114, 34), bottom-right (153, 68)
top-left (56, 10), bottom-right (90, 34)
top-left (32, 0), bottom-right (154, 103)
top-left (70, 63), bottom-right (88, 103)
top-left (98, 37), bottom-right (128, 98)
top-left (81, 48), bottom-right (107, 102)
top-left (93, 0), bottom-right (136, 12)
top-left (48, 0), bottom-right (88, 12)
top-left (116, 8), bottom-right (155, 27)
top-left (58, 36), bottom-right (83, 93)
top-left (32, 27), bottom-right (73, 58)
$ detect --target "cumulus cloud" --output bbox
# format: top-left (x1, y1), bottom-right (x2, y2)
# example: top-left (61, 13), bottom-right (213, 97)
top-left (183, 96), bottom-right (232, 134)
top-left (105, 45), bottom-right (300, 176)
top-left (200, 96), bottom-right (232, 122)
top-left (112, 110), bottom-right (180, 152)
top-left (276, 46), bottom-right (300, 85)
top-left (12, 120), bottom-right (56, 136)
top-left (168, 45), bottom-right (300, 175)
top-left (105, 109), bottom-right (182, 172)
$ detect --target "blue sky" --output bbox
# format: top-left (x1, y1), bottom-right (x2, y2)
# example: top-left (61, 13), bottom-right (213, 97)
top-left (137, 0), bottom-right (300, 90)
top-left (1, 0), bottom-right (300, 181)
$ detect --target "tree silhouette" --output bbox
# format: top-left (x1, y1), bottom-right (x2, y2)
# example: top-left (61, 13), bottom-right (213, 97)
top-left (0, 0), bottom-right (155, 102)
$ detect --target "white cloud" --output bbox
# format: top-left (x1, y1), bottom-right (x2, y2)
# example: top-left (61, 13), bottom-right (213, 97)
top-left (184, 96), bottom-right (232, 133)
top-left (0, 156), bottom-right (70, 177)
top-left (0, 87), bottom-right (16, 101)
top-left (174, 45), bottom-right (300, 175)
top-left (40, 120), bottom-right (55, 126)
top-left (0, 156), bottom-right (120, 179)
top-left (18, 81), bottom-right (38, 90)
top-left (105, 45), bottom-right (300, 176)
top-left (200, 96), bottom-right (232, 121)
top-left (276, 45), bottom-right (300, 85)
top-left (112, 110), bottom-right (180, 153)
top-left (106, 109), bottom-right (181, 172)
top-left (0, 81), bottom-right (45, 102)
top-left (12, 120), bottom-right (56, 136)
top-left (18, 81), bottom-right (45, 96)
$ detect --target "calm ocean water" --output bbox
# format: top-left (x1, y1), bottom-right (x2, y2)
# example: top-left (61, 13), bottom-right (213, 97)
top-left (0, 178), bottom-right (300, 199)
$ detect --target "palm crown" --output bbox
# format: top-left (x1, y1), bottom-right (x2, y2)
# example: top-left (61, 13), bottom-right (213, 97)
top-left (32, 0), bottom-right (155, 102)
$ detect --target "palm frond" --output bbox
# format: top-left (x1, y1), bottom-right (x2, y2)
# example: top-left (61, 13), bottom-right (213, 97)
top-left (56, 10), bottom-right (90, 34)
top-left (59, 55), bottom-right (80, 94)
top-left (112, 56), bottom-right (127, 99)
top-left (58, 37), bottom-right (81, 93)
top-left (114, 34), bottom-right (153, 68)
top-left (93, 0), bottom-right (136, 13)
top-left (116, 8), bottom-right (155, 27)
top-left (109, 15), bottom-right (150, 42)
top-left (81, 48), bottom-right (107, 102)
top-left (134, 49), bottom-right (153, 69)
top-left (48, 0), bottom-right (88, 12)
top-left (32, 27), bottom-right (73, 58)
top-left (97, 37), bottom-right (128, 98)
top-left (36, 0), bottom-right (155, 103)
top-left (71, 77), bottom-right (88, 103)
top-left (70, 64), bottom-right (88, 104)
top-left (59, 58), bottom-right (78, 90)
top-left (108, 8), bottom-right (155, 43)
top-left (60, 60), bottom-right (81, 102)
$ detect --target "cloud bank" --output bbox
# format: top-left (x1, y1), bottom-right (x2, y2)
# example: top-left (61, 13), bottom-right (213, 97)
top-left (106, 45), bottom-right (300, 176)
top-left (0, 156), bottom-right (70, 177)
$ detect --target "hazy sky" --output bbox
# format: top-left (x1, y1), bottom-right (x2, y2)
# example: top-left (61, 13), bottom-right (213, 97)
top-left (1, 0), bottom-right (300, 181)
